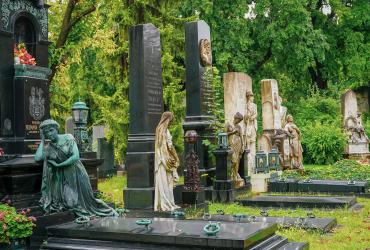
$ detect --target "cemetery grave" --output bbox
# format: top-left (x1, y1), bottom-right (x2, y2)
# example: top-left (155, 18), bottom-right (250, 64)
top-left (0, 1), bottom-right (369, 249)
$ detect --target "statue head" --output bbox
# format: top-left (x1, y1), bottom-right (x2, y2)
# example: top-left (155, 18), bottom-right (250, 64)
top-left (246, 91), bottom-right (254, 102)
top-left (233, 112), bottom-right (243, 124)
top-left (286, 115), bottom-right (294, 123)
top-left (40, 119), bottom-right (60, 142)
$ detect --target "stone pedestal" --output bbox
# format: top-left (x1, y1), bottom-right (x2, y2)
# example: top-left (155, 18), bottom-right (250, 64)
top-left (123, 24), bottom-right (163, 210)
top-left (212, 149), bottom-right (235, 203)
top-left (183, 20), bottom-right (215, 187)
top-left (250, 173), bottom-right (270, 193)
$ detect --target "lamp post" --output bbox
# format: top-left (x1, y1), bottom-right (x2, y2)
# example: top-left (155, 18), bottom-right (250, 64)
top-left (268, 147), bottom-right (280, 171)
top-left (72, 100), bottom-right (90, 152)
top-left (255, 150), bottom-right (268, 174)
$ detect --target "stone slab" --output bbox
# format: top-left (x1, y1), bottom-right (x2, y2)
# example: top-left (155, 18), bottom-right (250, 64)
top-left (238, 195), bottom-right (357, 209)
top-left (269, 179), bottom-right (368, 194)
top-left (44, 217), bottom-right (278, 249)
top-left (202, 214), bottom-right (337, 232)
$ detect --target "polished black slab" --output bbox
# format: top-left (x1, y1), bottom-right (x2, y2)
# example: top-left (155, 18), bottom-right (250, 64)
top-left (45, 217), bottom-right (277, 249)
top-left (269, 179), bottom-right (368, 194)
top-left (124, 23), bottom-right (163, 209)
top-left (238, 195), bottom-right (357, 208)
top-left (183, 20), bottom-right (215, 187)
top-left (204, 214), bottom-right (337, 232)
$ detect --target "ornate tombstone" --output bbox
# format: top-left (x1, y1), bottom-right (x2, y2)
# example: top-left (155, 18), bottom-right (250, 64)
top-left (0, 0), bottom-right (51, 154)
top-left (341, 90), bottom-right (369, 155)
top-left (258, 79), bottom-right (290, 169)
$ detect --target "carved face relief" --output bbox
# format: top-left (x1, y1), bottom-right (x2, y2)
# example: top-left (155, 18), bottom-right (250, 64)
top-left (199, 39), bottom-right (212, 67)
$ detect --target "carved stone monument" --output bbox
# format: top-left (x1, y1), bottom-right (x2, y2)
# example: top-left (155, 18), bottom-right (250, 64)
top-left (183, 20), bottom-right (215, 189)
top-left (258, 79), bottom-right (290, 169)
top-left (341, 89), bottom-right (369, 156)
top-left (0, 0), bottom-right (51, 154)
top-left (123, 23), bottom-right (164, 209)
top-left (223, 72), bottom-right (253, 177)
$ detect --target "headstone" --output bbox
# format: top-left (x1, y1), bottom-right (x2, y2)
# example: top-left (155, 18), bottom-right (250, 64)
top-left (223, 72), bottom-right (252, 131)
top-left (259, 79), bottom-right (291, 169)
top-left (64, 116), bottom-right (74, 135)
top-left (341, 89), bottom-right (369, 155)
top-left (0, 0), bottom-right (51, 154)
top-left (123, 23), bottom-right (164, 210)
top-left (42, 217), bottom-right (308, 250)
top-left (92, 125), bottom-right (106, 146)
top-left (183, 20), bottom-right (215, 187)
top-left (97, 138), bottom-right (115, 177)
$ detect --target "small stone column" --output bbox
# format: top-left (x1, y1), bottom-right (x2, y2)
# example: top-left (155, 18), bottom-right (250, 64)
top-left (212, 148), bottom-right (235, 203)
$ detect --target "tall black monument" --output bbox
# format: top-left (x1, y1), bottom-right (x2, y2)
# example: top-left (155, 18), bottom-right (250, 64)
top-left (183, 20), bottom-right (215, 188)
top-left (123, 23), bottom-right (164, 209)
top-left (0, 0), bottom-right (51, 154)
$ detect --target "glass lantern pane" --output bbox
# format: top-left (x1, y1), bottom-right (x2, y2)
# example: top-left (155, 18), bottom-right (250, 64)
top-left (73, 110), bottom-right (80, 122)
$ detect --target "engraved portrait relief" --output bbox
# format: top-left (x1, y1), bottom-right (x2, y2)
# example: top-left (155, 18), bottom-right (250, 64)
top-left (199, 39), bottom-right (212, 67)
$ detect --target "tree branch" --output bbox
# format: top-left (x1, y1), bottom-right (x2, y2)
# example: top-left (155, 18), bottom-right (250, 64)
top-left (69, 6), bottom-right (96, 29)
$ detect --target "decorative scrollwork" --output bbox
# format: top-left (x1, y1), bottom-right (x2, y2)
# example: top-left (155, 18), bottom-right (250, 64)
top-left (0, 0), bottom-right (48, 39)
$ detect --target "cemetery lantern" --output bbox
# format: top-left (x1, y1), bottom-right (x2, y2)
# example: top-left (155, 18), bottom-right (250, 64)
top-left (72, 100), bottom-right (90, 151)
top-left (268, 148), bottom-right (280, 171)
top-left (217, 132), bottom-right (228, 149)
top-left (255, 150), bottom-right (268, 173)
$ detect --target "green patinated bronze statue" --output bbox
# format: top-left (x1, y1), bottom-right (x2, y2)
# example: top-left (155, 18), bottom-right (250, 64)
top-left (35, 119), bottom-right (117, 217)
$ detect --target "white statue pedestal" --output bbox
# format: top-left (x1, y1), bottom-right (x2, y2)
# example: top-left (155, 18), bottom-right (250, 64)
top-left (250, 173), bottom-right (270, 193)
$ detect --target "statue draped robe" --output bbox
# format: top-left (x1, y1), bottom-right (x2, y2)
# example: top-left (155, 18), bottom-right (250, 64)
top-left (40, 134), bottom-right (117, 217)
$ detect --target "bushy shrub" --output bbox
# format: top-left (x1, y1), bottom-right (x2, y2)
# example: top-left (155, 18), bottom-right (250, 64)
top-left (0, 204), bottom-right (35, 243)
top-left (301, 123), bottom-right (346, 165)
top-left (292, 92), bottom-right (341, 128)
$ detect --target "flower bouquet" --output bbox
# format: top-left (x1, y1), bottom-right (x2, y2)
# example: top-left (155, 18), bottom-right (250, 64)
top-left (14, 43), bottom-right (36, 65)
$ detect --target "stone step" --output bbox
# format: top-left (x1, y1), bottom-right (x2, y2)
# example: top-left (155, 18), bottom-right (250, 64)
top-left (250, 235), bottom-right (288, 250)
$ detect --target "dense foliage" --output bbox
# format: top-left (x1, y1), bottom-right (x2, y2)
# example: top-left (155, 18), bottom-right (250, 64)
top-left (0, 204), bottom-right (35, 243)
top-left (47, 0), bottom-right (369, 163)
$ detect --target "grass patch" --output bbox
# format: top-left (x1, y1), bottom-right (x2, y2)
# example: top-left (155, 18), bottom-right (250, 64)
top-left (98, 175), bottom-right (126, 207)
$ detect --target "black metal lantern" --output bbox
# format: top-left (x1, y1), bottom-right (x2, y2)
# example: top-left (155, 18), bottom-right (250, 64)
top-left (217, 132), bottom-right (228, 149)
top-left (72, 101), bottom-right (89, 125)
top-left (255, 150), bottom-right (268, 174)
top-left (72, 100), bottom-right (90, 151)
top-left (268, 147), bottom-right (280, 171)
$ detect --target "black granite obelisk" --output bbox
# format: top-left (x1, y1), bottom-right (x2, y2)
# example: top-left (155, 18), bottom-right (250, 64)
top-left (123, 23), bottom-right (164, 209)
top-left (183, 20), bottom-right (215, 189)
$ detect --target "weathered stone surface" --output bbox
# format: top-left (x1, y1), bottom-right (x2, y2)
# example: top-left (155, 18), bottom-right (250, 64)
top-left (260, 79), bottom-right (282, 131)
top-left (64, 116), bottom-right (74, 135)
top-left (223, 72), bottom-right (252, 131)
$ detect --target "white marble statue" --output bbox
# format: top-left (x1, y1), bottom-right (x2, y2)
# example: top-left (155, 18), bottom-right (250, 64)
top-left (244, 91), bottom-right (257, 175)
top-left (154, 111), bottom-right (180, 212)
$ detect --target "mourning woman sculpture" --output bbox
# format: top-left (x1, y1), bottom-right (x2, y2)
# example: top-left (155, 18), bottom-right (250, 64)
top-left (284, 115), bottom-right (304, 170)
top-left (154, 112), bottom-right (180, 212)
top-left (35, 119), bottom-right (117, 217)
top-left (244, 90), bottom-right (257, 174)
top-left (226, 112), bottom-right (245, 188)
